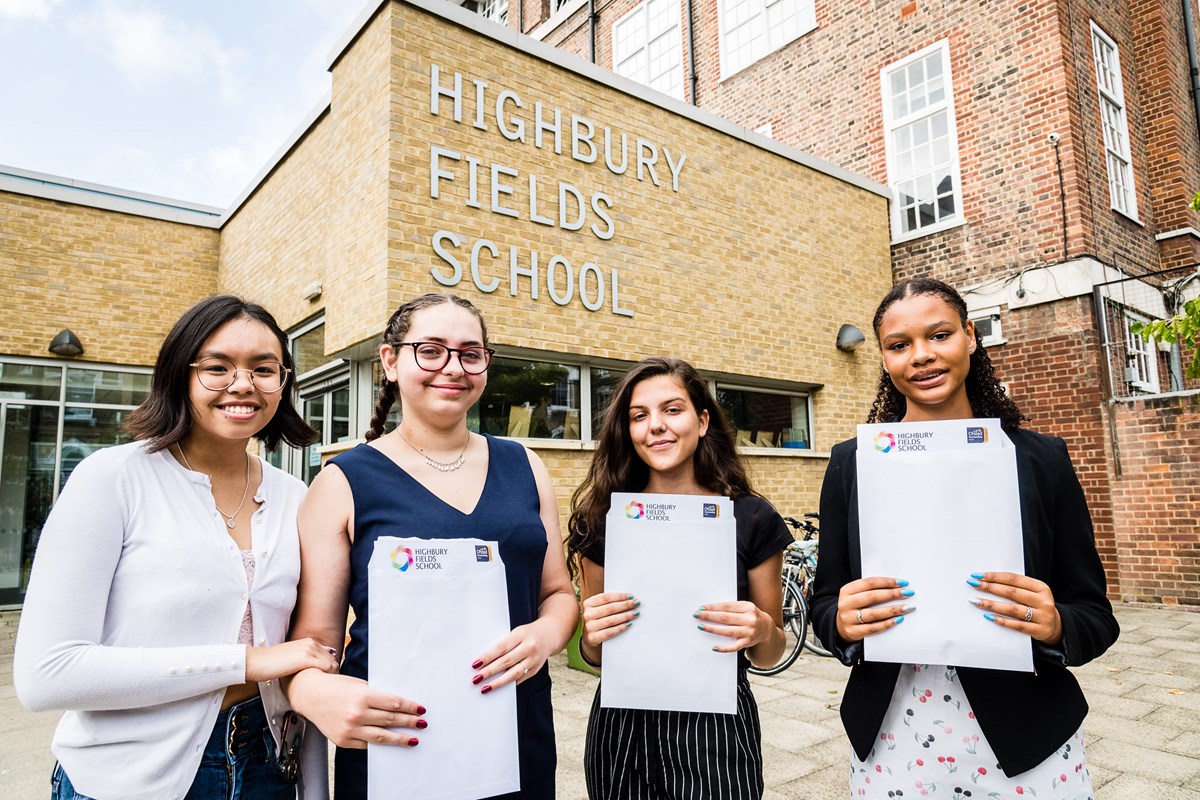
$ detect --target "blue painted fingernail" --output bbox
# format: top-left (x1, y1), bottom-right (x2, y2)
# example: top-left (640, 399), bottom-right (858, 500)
top-left (626, 594), bottom-right (634, 599)
top-left (698, 606), bottom-right (706, 612)
top-left (967, 579), bottom-right (982, 587)
top-left (697, 624), bottom-right (705, 631)
top-left (692, 611), bottom-right (701, 618)
top-left (633, 600), bottom-right (641, 607)
top-left (971, 572), bottom-right (985, 579)
top-left (983, 613), bottom-right (996, 622)
top-left (625, 621), bottom-right (634, 627)
top-left (901, 589), bottom-right (915, 597)
top-left (894, 615), bottom-right (905, 624)
top-left (896, 579), bottom-right (910, 587)
top-left (633, 611), bottom-right (640, 617)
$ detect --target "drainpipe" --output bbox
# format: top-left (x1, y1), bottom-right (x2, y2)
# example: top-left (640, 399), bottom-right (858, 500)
top-left (1184, 0), bottom-right (1200, 148)
top-left (589, 0), bottom-right (597, 63)
top-left (691, 0), bottom-right (700, 104)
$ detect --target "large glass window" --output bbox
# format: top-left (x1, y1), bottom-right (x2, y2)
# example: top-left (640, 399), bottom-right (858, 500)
top-left (718, 0), bottom-right (815, 78)
top-left (1090, 22), bottom-right (1138, 220)
top-left (589, 367), bottom-right (626, 434)
top-left (613, 0), bottom-right (685, 100)
top-left (0, 358), bottom-right (149, 605)
top-left (882, 40), bottom-right (964, 241)
top-left (716, 385), bottom-right (810, 449)
top-left (476, 357), bottom-right (581, 439)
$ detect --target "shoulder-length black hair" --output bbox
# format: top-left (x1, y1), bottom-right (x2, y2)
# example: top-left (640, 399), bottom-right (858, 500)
top-left (125, 295), bottom-right (318, 453)
top-left (566, 356), bottom-right (757, 582)
top-left (867, 277), bottom-right (1026, 429)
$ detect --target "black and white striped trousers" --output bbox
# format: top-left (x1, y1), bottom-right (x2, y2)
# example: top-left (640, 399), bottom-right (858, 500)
top-left (583, 672), bottom-right (764, 800)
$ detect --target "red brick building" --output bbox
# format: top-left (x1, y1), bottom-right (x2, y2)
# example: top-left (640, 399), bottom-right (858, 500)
top-left (479, 0), bottom-right (1200, 603)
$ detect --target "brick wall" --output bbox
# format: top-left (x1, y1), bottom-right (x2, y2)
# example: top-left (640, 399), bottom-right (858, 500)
top-left (0, 192), bottom-right (219, 367)
top-left (1109, 395), bottom-right (1200, 605)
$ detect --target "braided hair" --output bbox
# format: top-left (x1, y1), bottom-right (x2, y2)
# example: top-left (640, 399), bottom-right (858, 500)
top-left (866, 277), bottom-right (1026, 429)
top-left (364, 294), bottom-right (490, 441)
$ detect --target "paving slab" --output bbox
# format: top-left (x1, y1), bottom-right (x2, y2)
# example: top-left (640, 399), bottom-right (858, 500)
top-left (1, 604), bottom-right (1197, 799)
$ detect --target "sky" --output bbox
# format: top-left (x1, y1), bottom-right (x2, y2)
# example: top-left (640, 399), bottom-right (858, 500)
top-left (0, 0), bottom-right (368, 209)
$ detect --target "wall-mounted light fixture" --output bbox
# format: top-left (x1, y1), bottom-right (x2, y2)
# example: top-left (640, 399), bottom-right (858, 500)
top-left (836, 324), bottom-right (866, 353)
top-left (48, 329), bottom-right (84, 357)
top-left (302, 281), bottom-right (323, 301)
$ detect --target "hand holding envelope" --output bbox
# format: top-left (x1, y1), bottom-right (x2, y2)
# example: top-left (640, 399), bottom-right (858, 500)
top-left (367, 537), bottom-right (520, 800)
top-left (854, 419), bottom-right (1034, 672)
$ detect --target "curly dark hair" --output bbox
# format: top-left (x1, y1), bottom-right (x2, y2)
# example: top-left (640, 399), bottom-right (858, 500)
top-left (364, 294), bottom-right (490, 442)
top-left (866, 277), bottom-right (1026, 429)
top-left (566, 357), bottom-right (758, 583)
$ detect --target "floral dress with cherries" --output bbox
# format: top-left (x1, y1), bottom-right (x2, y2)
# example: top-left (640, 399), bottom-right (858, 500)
top-left (849, 664), bottom-right (1094, 800)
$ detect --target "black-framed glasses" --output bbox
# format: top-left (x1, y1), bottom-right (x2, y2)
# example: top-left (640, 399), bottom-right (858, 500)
top-left (189, 358), bottom-right (291, 393)
top-left (396, 341), bottom-right (495, 375)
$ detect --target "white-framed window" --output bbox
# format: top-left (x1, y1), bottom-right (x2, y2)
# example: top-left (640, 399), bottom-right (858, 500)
top-left (612, 0), bottom-right (684, 100)
top-left (479, 0), bottom-right (508, 24)
top-left (1119, 308), bottom-right (1160, 393)
top-left (718, 0), bottom-right (816, 79)
top-left (969, 306), bottom-right (1004, 347)
top-left (881, 40), bottom-right (965, 242)
top-left (1090, 22), bottom-right (1138, 220)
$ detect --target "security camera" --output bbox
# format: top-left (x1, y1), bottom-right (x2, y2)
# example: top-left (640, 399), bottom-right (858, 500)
top-left (1047, 132), bottom-right (1061, 145)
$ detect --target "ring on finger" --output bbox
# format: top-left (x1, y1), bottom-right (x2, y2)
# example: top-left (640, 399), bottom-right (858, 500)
top-left (521, 662), bottom-right (529, 676)
top-left (855, 609), bottom-right (864, 625)
top-left (1024, 605), bottom-right (1034, 623)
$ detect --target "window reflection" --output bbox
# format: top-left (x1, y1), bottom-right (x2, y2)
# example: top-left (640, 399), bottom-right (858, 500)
top-left (717, 387), bottom-right (809, 449)
top-left (476, 358), bottom-right (581, 439)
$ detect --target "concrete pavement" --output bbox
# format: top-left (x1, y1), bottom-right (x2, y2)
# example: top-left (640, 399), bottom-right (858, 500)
top-left (3, 604), bottom-right (1199, 798)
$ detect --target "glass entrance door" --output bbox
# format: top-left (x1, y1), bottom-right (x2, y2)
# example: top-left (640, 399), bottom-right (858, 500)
top-left (0, 402), bottom-right (61, 605)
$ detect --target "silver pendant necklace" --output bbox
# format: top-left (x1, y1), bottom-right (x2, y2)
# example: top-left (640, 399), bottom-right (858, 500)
top-left (178, 445), bottom-right (251, 528)
top-left (396, 428), bottom-right (470, 472)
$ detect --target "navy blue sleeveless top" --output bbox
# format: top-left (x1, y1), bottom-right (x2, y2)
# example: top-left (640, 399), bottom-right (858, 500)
top-left (330, 434), bottom-right (556, 800)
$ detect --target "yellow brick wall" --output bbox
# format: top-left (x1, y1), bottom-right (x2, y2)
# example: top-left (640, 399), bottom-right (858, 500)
top-left (220, 0), bottom-right (891, 525)
top-left (0, 192), bottom-right (218, 366)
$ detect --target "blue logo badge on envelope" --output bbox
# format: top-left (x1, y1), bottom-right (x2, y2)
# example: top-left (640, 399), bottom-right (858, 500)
top-left (966, 426), bottom-right (988, 444)
top-left (474, 544), bottom-right (492, 562)
top-left (702, 503), bottom-right (719, 518)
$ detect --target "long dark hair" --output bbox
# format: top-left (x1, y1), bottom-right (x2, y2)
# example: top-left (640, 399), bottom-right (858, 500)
top-left (566, 357), bottom-right (756, 582)
top-left (364, 294), bottom-right (490, 442)
top-left (125, 295), bottom-right (317, 452)
top-left (867, 277), bottom-right (1025, 429)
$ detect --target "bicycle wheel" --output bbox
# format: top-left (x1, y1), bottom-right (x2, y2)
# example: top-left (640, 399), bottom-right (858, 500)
top-left (748, 578), bottom-right (807, 676)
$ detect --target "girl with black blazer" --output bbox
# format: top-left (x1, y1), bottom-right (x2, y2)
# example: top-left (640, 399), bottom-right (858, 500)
top-left (810, 278), bottom-right (1119, 798)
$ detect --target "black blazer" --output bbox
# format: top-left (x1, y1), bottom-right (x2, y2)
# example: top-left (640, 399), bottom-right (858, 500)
top-left (810, 427), bottom-right (1119, 777)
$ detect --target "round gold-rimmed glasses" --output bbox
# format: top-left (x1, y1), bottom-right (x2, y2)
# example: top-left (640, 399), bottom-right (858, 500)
top-left (189, 358), bottom-right (291, 393)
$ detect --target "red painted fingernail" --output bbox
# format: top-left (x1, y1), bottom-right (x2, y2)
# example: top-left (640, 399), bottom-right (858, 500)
top-left (471, 660), bottom-right (483, 669)
top-left (415, 719), bottom-right (428, 729)
top-left (416, 705), bottom-right (427, 715)
top-left (471, 674), bottom-right (483, 685)
top-left (480, 685), bottom-right (492, 695)
top-left (408, 737), bottom-right (419, 747)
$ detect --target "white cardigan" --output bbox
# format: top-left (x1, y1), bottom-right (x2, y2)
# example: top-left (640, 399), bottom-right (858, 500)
top-left (14, 441), bottom-right (327, 800)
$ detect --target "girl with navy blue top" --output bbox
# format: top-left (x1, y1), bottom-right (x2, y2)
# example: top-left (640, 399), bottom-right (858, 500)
top-left (285, 294), bottom-right (578, 799)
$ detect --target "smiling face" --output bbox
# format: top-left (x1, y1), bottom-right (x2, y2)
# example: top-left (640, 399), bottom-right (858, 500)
top-left (627, 374), bottom-right (710, 487)
top-left (186, 316), bottom-right (285, 447)
top-left (878, 291), bottom-right (977, 422)
top-left (381, 302), bottom-right (487, 424)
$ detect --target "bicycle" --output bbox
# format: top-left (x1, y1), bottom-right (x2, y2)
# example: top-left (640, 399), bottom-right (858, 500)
top-left (748, 513), bottom-right (830, 676)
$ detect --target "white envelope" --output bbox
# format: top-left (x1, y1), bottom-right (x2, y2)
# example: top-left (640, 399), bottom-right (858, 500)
top-left (856, 420), bottom-right (1032, 672)
top-left (367, 537), bottom-right (519, 799)
top-left (600, 493), bottom-right (738, 714)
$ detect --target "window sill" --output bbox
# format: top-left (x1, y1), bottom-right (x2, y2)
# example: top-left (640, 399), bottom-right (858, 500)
top-left (737, 446), bottom-right (829, 458)
top-left (1111, 206), bottom-right (1144, 227)
top-left (890, 216), bottom-right (967, 245)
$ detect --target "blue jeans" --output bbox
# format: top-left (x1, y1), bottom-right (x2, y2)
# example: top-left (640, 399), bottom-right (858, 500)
top-left (51, 697), bottom-right (294, 800)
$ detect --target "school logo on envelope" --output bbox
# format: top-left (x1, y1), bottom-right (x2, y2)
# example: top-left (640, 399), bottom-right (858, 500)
top-left (702, 503), bottom-right (719, 518)
top-left (390, 545), bottom-right (414, 572)
top-left (475, 544), bottom-right (492, 562)
top-left (966, 426), bottom-right (989, 444)
top-left (625, 500), bottom-right (644, 519)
